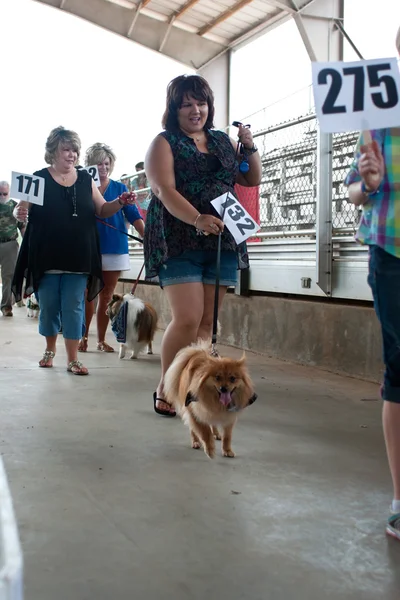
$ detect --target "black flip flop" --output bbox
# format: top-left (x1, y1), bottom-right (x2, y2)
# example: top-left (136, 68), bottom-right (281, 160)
top-left (153, 392), bottom-right (176, 418)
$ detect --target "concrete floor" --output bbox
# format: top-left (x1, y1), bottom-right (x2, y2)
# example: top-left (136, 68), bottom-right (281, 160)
top-left (1, 307), bottom-right (400, 600)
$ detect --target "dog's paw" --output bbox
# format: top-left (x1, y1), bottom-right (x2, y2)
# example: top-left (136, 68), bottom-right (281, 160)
top-left (130, 355), bottom-right (138, 360)
top-left (147, 349), bottom-right (153, 355)
top-left (191, 441), bottom-right (201, 450)
top-left (204, 446), bottom-right (216, 459)
top-left (223, 449), bottom-right (235, 458)
top-left (212, 428), bottom-right (221, 441)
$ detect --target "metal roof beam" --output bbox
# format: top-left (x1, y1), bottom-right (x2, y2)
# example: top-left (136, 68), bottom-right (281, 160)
top-left (159, 14), bottom-right (176, 51)
top-left (198, 0), bottom-right (254, 36)
top-left (127, 0), bottom-right (142, 37)
top-left (175, 0), bottom-right (201, 18)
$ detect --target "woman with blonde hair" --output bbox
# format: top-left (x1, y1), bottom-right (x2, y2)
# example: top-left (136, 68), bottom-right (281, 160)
top-left (78, 143), bottom-right (144, 353)
top-left (12, 127), bottom-right (136, 375)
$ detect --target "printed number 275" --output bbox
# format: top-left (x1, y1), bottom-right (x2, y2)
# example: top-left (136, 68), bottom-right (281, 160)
top-left (318, 63), bottom-right (399, 114)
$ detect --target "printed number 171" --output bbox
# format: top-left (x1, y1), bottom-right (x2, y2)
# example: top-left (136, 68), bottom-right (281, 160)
top-left (16, 175), bottom-right (39, 196)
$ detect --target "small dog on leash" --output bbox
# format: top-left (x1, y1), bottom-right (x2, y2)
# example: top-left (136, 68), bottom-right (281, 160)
top-left (106, 293), bottom-right (158, 360)
top-left (26, 293), bottom-right (40, 318)
top-left (164, 341), bottom-right (257, 459)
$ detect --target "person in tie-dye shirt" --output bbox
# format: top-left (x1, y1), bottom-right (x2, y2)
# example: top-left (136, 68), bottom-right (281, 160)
top-left (344, 26), bottom-right (400, 541)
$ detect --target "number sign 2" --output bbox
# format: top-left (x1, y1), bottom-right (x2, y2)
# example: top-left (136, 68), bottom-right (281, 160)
top-left (211, 192), bottom-right (260, 245)
top-left (312, 57), bottom-right (400, 133)
top-left (10, 171), bottom-right (45, 206)
top-left (83, 165), bottom-right (101, 186)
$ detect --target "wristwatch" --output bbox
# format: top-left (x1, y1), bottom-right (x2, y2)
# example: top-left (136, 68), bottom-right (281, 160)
top-left (242, 144), bottom-right (258, 156)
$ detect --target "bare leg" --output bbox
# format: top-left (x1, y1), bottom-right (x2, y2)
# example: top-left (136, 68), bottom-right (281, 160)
top-left (79, 291), bottom-right (94, 352)
top-left (39, 335), bottom-right (57, 367)
top-left (65, 338), bottom-right (88, 375)
top-left (156, 282), bottom-right (204, 413)
top-left (383, 401), bottom-right (400, 500)
top-left (65, 338), bottom-right (80, 364)
top-left (222, 421), bottom-right (236, 458)
top-left (187, 413), bottom-right (215, 458)
top-left (197, 284), bottom-right (228, 341)
top-left (97, 270), bottom-right (121, 348)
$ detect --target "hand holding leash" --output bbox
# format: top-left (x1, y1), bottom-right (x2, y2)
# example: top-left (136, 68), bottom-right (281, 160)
top-left (237, 123), bottom-right (254, 150)
top-left (118, 191), bottom-right (137, 206)
top-left (194, 213), bottom-right (224, 235)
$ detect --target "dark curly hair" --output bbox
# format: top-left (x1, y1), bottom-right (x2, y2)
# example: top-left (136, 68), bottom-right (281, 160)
top-left (162, 75), bottom-right (215, 132)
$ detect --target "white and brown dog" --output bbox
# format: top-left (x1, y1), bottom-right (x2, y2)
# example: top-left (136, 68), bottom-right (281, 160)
top-left (26, 293), bottom-right (40, 318)
top-left (106, 293), bottom-right (158, 360)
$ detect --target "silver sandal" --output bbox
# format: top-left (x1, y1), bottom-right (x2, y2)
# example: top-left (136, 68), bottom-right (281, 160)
top-left (67, 360), bottom-right (89, 376)
top-left (39, 350), bottom-right (55, 368)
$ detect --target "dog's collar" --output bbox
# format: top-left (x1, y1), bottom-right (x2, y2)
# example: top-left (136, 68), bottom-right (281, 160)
top-left (185, 392), bottom-right (197, 406)
top-left (227, 393), bottom-right (258, 412)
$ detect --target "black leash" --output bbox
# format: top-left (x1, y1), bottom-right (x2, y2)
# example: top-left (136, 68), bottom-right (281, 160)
top-left (96, 217), bottom-right (144, 244)
top-left (211, 193), bottom-right (229, 357)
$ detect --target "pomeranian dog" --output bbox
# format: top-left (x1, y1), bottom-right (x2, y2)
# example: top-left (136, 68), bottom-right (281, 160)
top-left (26, 293), bottom-right (40, 318)
top-left (106, 293), bottom-right (158, 359)
top-left (164, 341), bottom-right (257, 459)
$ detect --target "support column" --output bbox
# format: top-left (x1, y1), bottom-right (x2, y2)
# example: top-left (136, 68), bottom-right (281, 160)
top-left (293, 0), bottom-right (344, 62)
top-left (294, 0), bottom-right (344, 295)
top-left (198, 51), bottom-right (231, 130)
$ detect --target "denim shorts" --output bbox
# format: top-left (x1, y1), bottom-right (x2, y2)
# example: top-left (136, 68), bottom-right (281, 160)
top-left (158, 249), bottom-right (238, 288)
top-left (368, 245), bottom-right (400, 403)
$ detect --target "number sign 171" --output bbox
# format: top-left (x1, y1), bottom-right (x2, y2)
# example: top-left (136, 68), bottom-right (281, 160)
top-left (16, 175), bottom-right (40, 196)
top-left (10, 171), bottom-right (45, 206)
top-left (312, 58), bottom-right (400, 134)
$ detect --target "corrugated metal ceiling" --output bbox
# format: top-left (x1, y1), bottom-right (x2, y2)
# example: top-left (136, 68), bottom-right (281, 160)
top-left (33, 0), bottom-right (316, 68)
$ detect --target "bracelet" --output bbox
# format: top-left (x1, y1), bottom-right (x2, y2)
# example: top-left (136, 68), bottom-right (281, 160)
top-left (361, 181), bottom-right (380, 197)
top-left (193, 213), bottom-right (201, 229)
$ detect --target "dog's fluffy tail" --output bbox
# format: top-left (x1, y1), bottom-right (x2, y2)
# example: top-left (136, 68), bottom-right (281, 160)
top-left (164, 340), bottom-right (212, 410)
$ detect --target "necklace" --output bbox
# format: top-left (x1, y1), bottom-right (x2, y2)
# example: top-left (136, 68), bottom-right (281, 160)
top-left (52, 166), bottom-right (74, 185)
top-left (71, 185), bottom-right (78, 217)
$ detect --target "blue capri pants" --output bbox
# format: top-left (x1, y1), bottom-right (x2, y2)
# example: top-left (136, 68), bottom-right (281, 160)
top-left (36, 273), bottom-right (88, 340)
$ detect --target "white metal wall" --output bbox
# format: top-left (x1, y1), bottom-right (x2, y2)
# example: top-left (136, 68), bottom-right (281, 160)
top-left (124, 112), bottom-right (371, 303)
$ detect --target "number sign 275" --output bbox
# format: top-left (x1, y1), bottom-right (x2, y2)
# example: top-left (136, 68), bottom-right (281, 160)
top-left (319, 62), bottom-right (398, 114)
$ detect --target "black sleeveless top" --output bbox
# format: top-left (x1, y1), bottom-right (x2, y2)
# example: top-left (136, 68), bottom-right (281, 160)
top-left (12, 168), bottom-right (103, 302)
top-left (143, 129), bottom-right (249, 280)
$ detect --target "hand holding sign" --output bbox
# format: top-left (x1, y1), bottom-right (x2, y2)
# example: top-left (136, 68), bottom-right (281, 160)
top-left (358, 138), bottom-right (385, 192)
top-left (211, 192), bottom-right (260, 245)
top-left (10, 171), bottom-right (45, 206)
top-left (312, 57), bottom-right (400, 133)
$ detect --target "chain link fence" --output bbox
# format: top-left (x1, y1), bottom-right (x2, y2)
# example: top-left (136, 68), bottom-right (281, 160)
top-left (253, 115), bottom-right (360, 235)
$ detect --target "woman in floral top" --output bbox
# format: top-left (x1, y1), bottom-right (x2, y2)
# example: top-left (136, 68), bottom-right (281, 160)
top-left (144, 75), bottom-right (262, 417)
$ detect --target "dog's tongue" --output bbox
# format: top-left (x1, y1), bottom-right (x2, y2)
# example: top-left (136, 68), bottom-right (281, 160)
top-left (219, 391), bottom-right (232, 406)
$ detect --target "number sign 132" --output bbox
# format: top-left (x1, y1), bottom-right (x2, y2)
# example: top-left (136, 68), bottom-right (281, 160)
top-left (210, 192), bottom-right (259, 245)
top-left (312, 57), bottom-right (400, 133)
